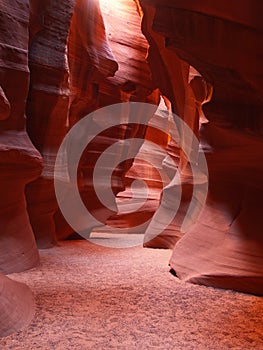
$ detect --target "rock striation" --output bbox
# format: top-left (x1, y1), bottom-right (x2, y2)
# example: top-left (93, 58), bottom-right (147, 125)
top-left (55, 0), bottom-right (158, 240)
top-left (137, 0), bottom-right (212, 248)
top-left (0, 0), bottom-right (42, 274)
top-left (0, 0), bottom-right (41, 336)
top-left (139, 0), bottom-right (263, 295)
top-left (0, 2), bottom-right (262, 339)
top-left (25, 0), bottom-right (76, 248)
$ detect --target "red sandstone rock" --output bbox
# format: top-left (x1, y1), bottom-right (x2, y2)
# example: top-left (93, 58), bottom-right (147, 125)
top-left (0, 0), bottom-right (42, 273)
top-left (0, 0), bottom-right (261, 310)
top-left (106, 109), bottom-right (171, 234)
top-left (67, 0), bottom-right (118, 126)
top-left (99, 0), bottom-right (156, 105)
top-left (137, 1), bottom-right (211, 248)
top-left (96, 0), bottom-right (160, 232)
top-left (0, 273), bottom-right (35, 337)
top-left (98, 0), bottom-right (159, 181)
top-left (54, 0), bottom-right (120, 240)
top-left (25, 0), bottom-right (76, 248)
top-left (55, 0), bottom-right (159, 240)
top-left (0, 1), bottom-right (40, 336)
top-left (140, 0), bottom-right (263, 294)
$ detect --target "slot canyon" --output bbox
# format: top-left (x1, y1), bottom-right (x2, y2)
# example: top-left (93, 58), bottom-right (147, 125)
top-left (0, 0), bottom-right (262, 348)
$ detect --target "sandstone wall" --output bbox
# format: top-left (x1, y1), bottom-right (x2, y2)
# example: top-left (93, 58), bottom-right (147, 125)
top-left (139, 0), bottom-right (263, 294)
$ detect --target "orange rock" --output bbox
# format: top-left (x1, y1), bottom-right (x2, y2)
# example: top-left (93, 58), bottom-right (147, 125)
top-left (0, 0), bottom-right (42, 273)
top-left (139, 0), bottom-right (263, 294)
top-left (26, 0), bottom-right (76, 248)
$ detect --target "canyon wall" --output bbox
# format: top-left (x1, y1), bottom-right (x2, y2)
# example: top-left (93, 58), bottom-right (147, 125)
top-left (0, 0), bottom-right (42, 336)
top-left (54, 0), bottom-right (159, 240)
top-left (26, 0), bottom-right (76, 248)
top-left (0, 0), bottom-right (262, 337)
top-left (0, 0), bottom-right (158, 335)
top-left (0, 0), bottom-right (43, 274)
top-left (139, 0), bottom-right (263, 295)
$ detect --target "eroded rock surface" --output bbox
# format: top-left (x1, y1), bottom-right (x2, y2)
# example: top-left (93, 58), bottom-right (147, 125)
top-left (25, 0), bottom-right (76, 248)
top-left (0, 0), bottom-right (41, 336)
top-left (0, 5), bottom-right (262, 341)
top-left (0, 273), bottom-right (35, 337)
top-left (139, 0), bottom-right (263, 294)
top-left (0, 0), bottom-right (42, 274)
top-left (55, 0), bottom-right (158, 240)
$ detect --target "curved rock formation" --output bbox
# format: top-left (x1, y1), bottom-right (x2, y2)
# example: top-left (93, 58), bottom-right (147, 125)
top-left (25, 0), bottom-right (76, 248)
top-left (68, 0), bottom-right (118, 125)
top-left (139, 0), bottom-right (263, 294)
top-left (106, 105), bottom-right (172, 235)
top-left (136, 1), bottom-right (210, 248)
top-left (54, 0), bottom-right (119, 240)
top-left (0, 0), bottom-right (39, 336)
top-left (0, 0), bottom-right (42, 273)
top-left (0, 4), bottom-right (262, 336)
top-left (0, 273), bottom-right (35, 337)
top-left (55, 0), bottom-right (159, 240)
top-left (99, 0), bottom-right (156, 104)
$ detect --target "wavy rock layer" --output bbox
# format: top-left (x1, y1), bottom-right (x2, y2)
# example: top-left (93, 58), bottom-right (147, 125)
top-left (25, 0), bottom-right (76, 248)
top-left (0, 0), bottom-right (42, 274)
top-left (139, 0), bottom-right (263, 294)
top-left (53, 0), bottom-right (119, 240)
top-left (137, 1), bottom-right (211, 249)
top-left (0, 0), bottom-right (41, 336)
top-left (55, 0), bottom-right (158, 240)
top-left (0, 5), bottom-right (262, 342)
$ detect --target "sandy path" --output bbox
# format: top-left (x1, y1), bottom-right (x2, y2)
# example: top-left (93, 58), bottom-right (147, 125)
top-left (1, 240), bottom-right (263, 349)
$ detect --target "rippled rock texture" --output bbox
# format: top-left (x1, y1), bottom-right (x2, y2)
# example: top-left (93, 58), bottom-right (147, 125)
top-left (55, 0), bottom-right (158, 240)
top-left (0, 0), bottom-right (42, 337)
top-left (25, 0), bottom-right (76, 248)
top-left (0, 0), bottom-right (43, 274)
top-left (0, 1), bottom-right (262, 338)
top-left (139, 0), bottom-right (263, 295)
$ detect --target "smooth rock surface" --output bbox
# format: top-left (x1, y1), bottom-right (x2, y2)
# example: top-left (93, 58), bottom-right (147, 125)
top-left (139, 0), bottom-right (263, 294)
top-left (0, 0), bottom-right (42, 274)
top-left (0, 273), bottom-right (35, 337)
top-left (55, 0), bottom-right (158, 240)
top-left (26, 0), bottom-right (76, 248)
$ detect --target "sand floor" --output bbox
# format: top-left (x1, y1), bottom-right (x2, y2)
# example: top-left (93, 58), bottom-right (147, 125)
top-left (1, 239), bottom-right (263, 349)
